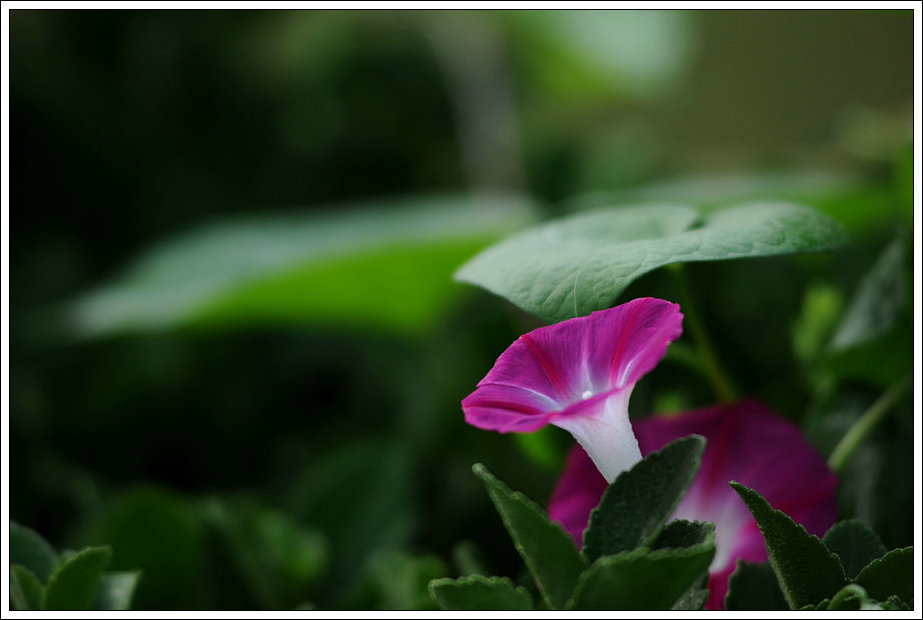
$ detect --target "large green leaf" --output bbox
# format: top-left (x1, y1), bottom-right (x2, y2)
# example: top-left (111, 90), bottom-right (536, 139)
top-left (822, 519), bottom-right (887, 579)
top-left (582, 435), bottom-right (705, 561)
top-left (567, 542), bottom-right (715, 610)
top-left (724, 561), bottom-right (788, 611)
top-left (731, 483), bottom-right (846, 609)
top-left (854, 547), bottom-right (913, 606)
top-left (67, 194), bottom-right (535, 337)
top-left (456, 202), bottom-right (847, 323)
top-left (44, 547), bottom-right (112, 611)
top-left (429, 575), bottom-right (534, 611)
top-left (10, 521), bottom-right (59, 582)
top-left (472, 463), bottom-right (586, 610)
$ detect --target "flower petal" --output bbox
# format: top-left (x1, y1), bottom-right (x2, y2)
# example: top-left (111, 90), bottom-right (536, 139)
top-left (462, 297), bottom-right (683, 434)
top-left (547, 399), bottom-right (838, 610)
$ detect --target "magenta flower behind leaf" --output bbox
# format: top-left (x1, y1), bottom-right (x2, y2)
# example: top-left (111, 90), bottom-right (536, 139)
top-left (462, 297), bottom-right (683, 483)
top-left (548, 399), bottom-right (838, 610)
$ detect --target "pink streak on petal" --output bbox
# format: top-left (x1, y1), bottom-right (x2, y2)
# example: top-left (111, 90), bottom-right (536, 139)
top-left (547, 399), bottom-right (838, 610)
top-left (583, 298), bottom-right (684, 390)
top-left (462, 297), bottom-right (683, 434)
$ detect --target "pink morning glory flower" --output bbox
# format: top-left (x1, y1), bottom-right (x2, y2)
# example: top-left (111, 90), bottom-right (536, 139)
top-left (548, 399), bottom-right (838, 610)
top-left (462, 297), bottom-right (683, 483)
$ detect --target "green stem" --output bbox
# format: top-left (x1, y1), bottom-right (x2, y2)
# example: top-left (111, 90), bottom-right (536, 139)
top-left (828, 374), bottom-right (911, 473)
top-left (670, 264), bottom-right (737, 403)
top-left (827, 584), bottom-right (869, 610)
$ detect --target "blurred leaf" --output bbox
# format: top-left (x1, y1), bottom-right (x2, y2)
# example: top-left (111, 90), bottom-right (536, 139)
top-left (286, 440), bottom-right (416, 607)
top-left (67, 194), bottom-right (535, 337)
top-left (429, 575), bottom-right (534, 610)
top-left (854, 547), bottom-right (913, 606)
top-left (10, 565), bottom-right (46, 610)
top-left (512, 425), bottom-right (569, 472)
top-left (822, 519), bottom-right (887, 579)
top-left (567, 542), bottom-right (714, 610)
top-left (44, 546), bottom-right (112, 611)
top-left (503, 10), bottom-right (694, 101)
top-left (96, 486), bottom-right (206, 609)
top-left (456, 203), bottom-right (847, 323)
top-left (731, 482), bottom-right (846, 609)
top-left (201, 500), bottom-right (327, 610)
top-left (791, 284), bottom-right (844, 364)
top-left (93, 571), bottom-right (141, 611)
top-left (724, 561), bottom-right (787, 611)
top-left (450, 540), bottom-right (488, 577)
top-left (829, 237), bottom-right (905, 351)
top-left (583, 436), bottom-right (705, 561)
top-left (10, 520), bottom-right (59, 582)
top-left (822, 326), bottom-right (912, 388)
top-left (472, 463), bottom-right (586, 610)
top-left (651, 519), bottom-right (715, 551)
top-left (367, 551), bottom-right (448, 610)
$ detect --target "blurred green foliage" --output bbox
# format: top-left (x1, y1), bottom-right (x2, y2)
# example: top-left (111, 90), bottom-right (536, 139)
top-left (9, 9), bottom-right (913, 610)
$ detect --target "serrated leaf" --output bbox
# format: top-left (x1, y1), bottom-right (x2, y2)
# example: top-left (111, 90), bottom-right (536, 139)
top-left (429, 575), bottom-right (534, 611)
top-left (67, 194), bottom-right (535, 337)
top-left (731, 482), bottom-right (846, 609)
top-left (472, 463), bottom-right (586, 610)
top-left (10, 565), bottom-right (46, 610)
top-left (583, 435), bottom-right (705, 561)
top-left (93, 571), bottom-right (140, 610)
top-left (822, 519), bottom-right (887, 579)
top-left (724, 561), bottom-right (788, 610)
top-left (10, 521), bottom-right (59, 582)
top-left (651, 519), bottom-right (715, 551)
top-left (567, 542), bottom-right (715, 610)
top-left (854, 547), bottom-right (913, 605)
top-left (44, 546), bottom-right (112, 611)
top-left (456, 202), bottom-right (847, 323)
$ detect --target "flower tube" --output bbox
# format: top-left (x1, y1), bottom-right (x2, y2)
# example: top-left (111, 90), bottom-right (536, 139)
top-left (462, 297), bottom-right (683, 483)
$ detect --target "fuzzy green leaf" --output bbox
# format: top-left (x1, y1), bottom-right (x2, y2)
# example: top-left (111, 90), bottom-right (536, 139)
top-left (10, 565), bottom-right (46, 610)
top-left (651, 519), bottom-right (715, 551)
top-left (567, 541), bottom-right (715, 610)
top-left (44, 546), bottom-right (112, 611)
top-left (854, 547), bottom-right (913, 606)
top-left (822, 519), bottom-right (887, 579)
top-left (472, 463), bottom-right (586, 610)
top-left (10, 521), bottom-right (59, 582)
top-left (583, 435), bottom-right (705, 561)
top-left (456, 202), bottom-right (847, 323)
top-left (724, 561), bottom-right (788, 610)
top-left (731, 482), bottom-right (846, 609)
top-left (429, 575), bottom-right (534, 610)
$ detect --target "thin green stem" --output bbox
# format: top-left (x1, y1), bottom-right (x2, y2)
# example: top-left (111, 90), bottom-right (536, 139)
top-left (828, 374), bottom-right (911, 473)
top-left (827, 584), bottom-right (869, 610)
top-left (669, 264), bottom-right (737, 403)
